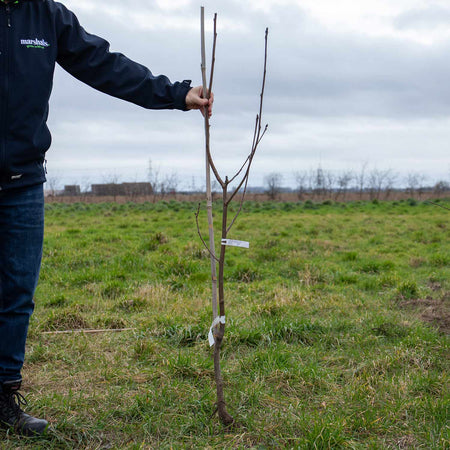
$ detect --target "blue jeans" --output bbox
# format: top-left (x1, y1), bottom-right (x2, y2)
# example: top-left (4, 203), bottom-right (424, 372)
top-left (0, 184), bottom-right (44, 385)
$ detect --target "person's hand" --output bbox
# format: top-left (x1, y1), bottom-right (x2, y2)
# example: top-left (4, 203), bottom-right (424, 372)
top-left (185, 86), bottom-right (214, 118)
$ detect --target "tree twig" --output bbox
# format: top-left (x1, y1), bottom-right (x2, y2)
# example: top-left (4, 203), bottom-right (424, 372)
top-left (208, 14), bottom-right (217, 99)
top-left (425, 200), bottom-right (450, 211)
top-left (256, 124), bottom-right (269, 146)
top-left (226, 174), bottom-right (250, 233)
top-left (195, 203), bottom-right (220, 262)
top-left (201, 8), bottom-right (223, 188)
top-left (226, 30), bottom-right (269, 207)
top-left (256, 29), bottom-right (269, 142)
top-left (228, 154), bottom-right (251, 185)
top-left (42, 328), bottom-right (135, 335)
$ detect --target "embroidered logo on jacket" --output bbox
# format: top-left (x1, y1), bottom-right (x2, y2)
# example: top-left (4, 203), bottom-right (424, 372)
top-left (20, 38), bottom-right (50, 49)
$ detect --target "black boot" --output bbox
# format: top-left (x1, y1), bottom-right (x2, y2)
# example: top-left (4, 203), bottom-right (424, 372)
top-left (0, 380), bottom-right (48, 436)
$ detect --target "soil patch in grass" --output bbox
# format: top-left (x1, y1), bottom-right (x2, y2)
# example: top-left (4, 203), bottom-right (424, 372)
top-left (399, 292), bottom-right (450, 334)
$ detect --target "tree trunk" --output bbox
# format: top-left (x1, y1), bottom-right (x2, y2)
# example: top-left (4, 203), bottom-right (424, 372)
top-left (213, 186), bottom-right (234, 426)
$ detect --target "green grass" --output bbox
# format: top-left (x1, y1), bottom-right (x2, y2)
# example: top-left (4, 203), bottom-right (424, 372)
top-left (3, 199), bottom-right (449, 448)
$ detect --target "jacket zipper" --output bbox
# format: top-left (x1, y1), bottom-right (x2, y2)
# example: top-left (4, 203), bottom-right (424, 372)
top-left (0, 5), bottom-right (8, 185)
top-left (0, 4), bottom-right (11, 187)
top-left (6, 4), bottom-right (10, 27)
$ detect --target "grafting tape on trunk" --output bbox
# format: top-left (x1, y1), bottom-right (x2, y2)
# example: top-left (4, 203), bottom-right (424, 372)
top-left (208, 315), bottom-right (225, 346)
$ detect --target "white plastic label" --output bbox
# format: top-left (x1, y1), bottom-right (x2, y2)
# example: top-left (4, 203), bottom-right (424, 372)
top-left (221, 239), bottom-right (249, 249)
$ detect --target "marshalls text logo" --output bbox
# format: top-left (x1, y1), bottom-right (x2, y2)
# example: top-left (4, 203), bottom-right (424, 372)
top-left (20, 38), bottom-right (50, 49)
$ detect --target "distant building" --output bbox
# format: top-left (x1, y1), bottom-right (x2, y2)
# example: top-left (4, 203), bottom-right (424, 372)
top-left (122, 182), bottom-right (153, 196)
top-left (91, 183), bottom-right (123, 196)
top-left (63, 185), bottom-right (81, 196)
top-left (91, 182), bottom-right (153, 196)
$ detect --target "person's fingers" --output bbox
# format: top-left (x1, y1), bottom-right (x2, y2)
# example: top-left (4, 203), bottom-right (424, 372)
top-left (186, 86), bottom-right (214, 117)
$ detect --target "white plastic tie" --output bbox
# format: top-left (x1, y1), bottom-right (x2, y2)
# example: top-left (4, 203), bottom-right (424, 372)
top-left (208, 315), bottom-right (226, 346)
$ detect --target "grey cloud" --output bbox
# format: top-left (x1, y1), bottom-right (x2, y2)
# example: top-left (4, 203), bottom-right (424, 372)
top-left (394, 6), bottom-right (450, 30)
top-left (64, 0), bottom-right (450, 120)
top-left (264, 30), bottom-right (450, 118)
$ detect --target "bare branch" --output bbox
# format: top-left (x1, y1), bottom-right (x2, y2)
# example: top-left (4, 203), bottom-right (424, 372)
top-left (228, 154), bottom-right (251, 185)
top-left (228, 117), bottom-right (263, 186)
top-left (42, 328), bottom-right (135, 335)
top-left (201, 10), bottom-right (223, 188)
top-left (250, 114), bottom-right (259, 157)
top-left (252, 29), bottom-right (269, 147)
top-left (206, 148), bottom-right (224, 188)
top-left (226, 30), bottom-right (269, 206)
top-left (257, 124), bottom-right (269, 146)
top-left (226, 124), bottom-right (262, 206)
top-left (208, 14), bottom-right (217, 98)
top-left (226, 171), bottom-right (251, 233)
top-left (226, 152), bottom-right (254, 205)
top-left (195, 203), bottom-right (220, 262)
top-left (228, 123), bottom-right (267, 188)
top-left (200, 7), bottom-right (207, 96)
top-left (425, 201), bottom-right (450, 211)
top-left (226, 124), bottom-right (262, 205)
top-left (257, 29), bottom-right (269, 139)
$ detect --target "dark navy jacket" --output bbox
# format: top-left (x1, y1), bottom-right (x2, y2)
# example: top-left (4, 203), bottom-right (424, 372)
top-left (0, 0), bottom-right (191, 190)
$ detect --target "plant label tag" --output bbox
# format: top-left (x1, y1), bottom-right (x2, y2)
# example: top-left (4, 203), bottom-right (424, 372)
top-left (221, 239), bottom-right (249, 249)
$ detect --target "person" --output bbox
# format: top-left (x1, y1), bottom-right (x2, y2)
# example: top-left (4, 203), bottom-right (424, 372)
top-left (0, 0), bottom-right (213, 436)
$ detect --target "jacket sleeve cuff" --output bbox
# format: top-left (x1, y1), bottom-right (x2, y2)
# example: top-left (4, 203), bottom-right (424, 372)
top-left (173, 80), bottom-right (192, 111)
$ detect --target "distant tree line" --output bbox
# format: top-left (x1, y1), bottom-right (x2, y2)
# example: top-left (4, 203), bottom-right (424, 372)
top-left (264, 166), bottom-right (450, 201)
top-left (45, 161), bottom-right (449, 203)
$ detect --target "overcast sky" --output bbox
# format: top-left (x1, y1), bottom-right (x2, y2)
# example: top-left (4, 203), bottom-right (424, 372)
top-left (46, 0), bottom-right (450, 190)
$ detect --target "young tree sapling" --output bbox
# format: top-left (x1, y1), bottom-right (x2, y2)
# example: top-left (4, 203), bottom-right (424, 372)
top-left (196, 7), bottom-right (268, 426)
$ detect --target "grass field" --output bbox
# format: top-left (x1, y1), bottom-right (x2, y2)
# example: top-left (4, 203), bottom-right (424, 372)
top-left (2, 199), bottom-right (449, 449)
